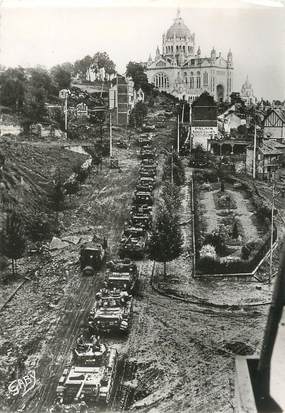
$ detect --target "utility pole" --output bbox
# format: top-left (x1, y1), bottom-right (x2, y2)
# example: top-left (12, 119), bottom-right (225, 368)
top-left (253, 122), bottom-right (257, 179)
top-left (182, 103), bottom-right (185, 124)
top-left (171, 145), bottom-right (174, 185)
top-left (109, 110), bottom-right (113, 160)
top-left (177, 114), bottom-right (180, 154)
top-left (59, 89), bottom-right (69, 140)
top-left (269, 173), bottom-right (276, 285)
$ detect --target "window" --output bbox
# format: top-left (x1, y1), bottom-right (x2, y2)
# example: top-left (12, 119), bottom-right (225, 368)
top-left (190, 75), bottom-right (194, 89)
top-left (196, 76), bottom-right (201, 88)
top-left (153, 73), bottom-right (169, 89)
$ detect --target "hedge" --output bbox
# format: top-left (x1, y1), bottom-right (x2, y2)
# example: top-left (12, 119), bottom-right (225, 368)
top-left (196, 227), bottom-right (277, 274)
top-left (192, 169), bottom-right (277, 275)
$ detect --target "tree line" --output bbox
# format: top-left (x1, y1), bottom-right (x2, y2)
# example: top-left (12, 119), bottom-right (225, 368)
top-left (0, 52), bottom-right (117, 129)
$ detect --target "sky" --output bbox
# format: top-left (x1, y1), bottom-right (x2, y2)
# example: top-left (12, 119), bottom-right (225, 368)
top-left (0, 0), bottom-right (285, 100)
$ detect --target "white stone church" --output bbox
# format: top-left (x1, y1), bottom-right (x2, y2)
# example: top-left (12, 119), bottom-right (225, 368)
top-left (145, 9), bottom-right (234, 103)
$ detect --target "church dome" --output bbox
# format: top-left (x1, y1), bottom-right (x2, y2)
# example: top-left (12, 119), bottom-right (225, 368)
top-left (166, 10), bottom-right (191, 39)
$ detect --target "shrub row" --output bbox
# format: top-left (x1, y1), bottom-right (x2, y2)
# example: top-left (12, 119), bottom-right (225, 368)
top-left (196, 227), bottom-right (277, 274)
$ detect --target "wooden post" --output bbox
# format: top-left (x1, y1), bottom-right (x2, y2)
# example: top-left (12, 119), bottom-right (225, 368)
top-left (257, 238), bottom-right (285, 398)
top-left (109, 111), bottom-right (112, 160)
top-left (253, 123), bottom-right (257, 179)
top-left (177, 114), bottom-right (180, 154)
top-left (269, 174), bottom-right (275, 285)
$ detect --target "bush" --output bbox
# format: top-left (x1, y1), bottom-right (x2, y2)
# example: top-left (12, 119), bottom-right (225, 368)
top-left (213, 191), bottom-right (237, 210)
top-left (72, 162), bottom-right (89, 183)
top-left (203, 230), bottom-right (227, 256)
top-left (25, 212), bottom-right (57, 241)
top-left (161, 182), bottom-right (181, 211)
top-left (200, 244), bottom-right (216, 260)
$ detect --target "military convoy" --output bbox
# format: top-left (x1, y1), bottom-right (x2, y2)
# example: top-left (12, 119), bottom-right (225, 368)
top-left (53, 129), bottom-right (158, 411)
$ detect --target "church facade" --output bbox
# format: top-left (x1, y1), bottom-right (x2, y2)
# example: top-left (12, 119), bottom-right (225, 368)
top-left (145, 10), bottom-right (234, 103)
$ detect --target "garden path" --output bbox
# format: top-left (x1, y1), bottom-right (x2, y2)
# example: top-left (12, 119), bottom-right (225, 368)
top-left (200, 190), bottom-right (218, 233)
top-left (227, 190), bottom-right (259, 241)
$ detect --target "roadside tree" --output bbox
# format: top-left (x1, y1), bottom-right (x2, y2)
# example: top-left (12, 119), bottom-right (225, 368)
top-left (1, 210), bottom-right (26, 276)
top-left (148, 206), bottom-right (183, 277)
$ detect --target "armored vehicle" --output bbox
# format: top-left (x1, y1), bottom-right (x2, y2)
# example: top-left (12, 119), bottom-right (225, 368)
top-left (118, 226), bottom-right (148, 259)
top-left (89, 292), bottom-right (133, 334)
top-left (105, 259), bottom-right (138, 293)
top-left (137, 134), bottom-right (152, 146)
top-left (130, 204), bottom-right (152, 215)
top-left (56, 346), bottom-right (117, 405)
top-left (80, 242), bottom-right (106, 276)
top-left (142, 124), bottom-right (156, 132)
top-left (133, 191), bottom-right (153, 206)
top-left (129, 213), bottom-right (152, 230)
top-left (139, 168), bottom-right (156, 179)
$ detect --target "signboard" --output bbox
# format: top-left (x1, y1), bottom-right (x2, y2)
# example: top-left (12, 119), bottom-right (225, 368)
top-left (59, 89), bottom-right (70, 100)
top-left (192, 126), bottom-right (218, 150)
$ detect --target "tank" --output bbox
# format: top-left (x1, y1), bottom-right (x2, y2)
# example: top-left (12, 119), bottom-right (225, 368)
top-left (106, 259), bottom-right (138, 293)
top-left (88, 292), bottom-right (133, 335)
top-left (56, 347), bottom-right (117, 405)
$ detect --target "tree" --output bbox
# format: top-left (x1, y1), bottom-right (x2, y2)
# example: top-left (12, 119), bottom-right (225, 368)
top-left (22, 84), bottom-right (47, 127)
top-left (132, 101), bottom-right (148, 127)
top-left (232, 221), bottom-right (239, 239)
top-left (0, 67), bottom-right (26, 111)
top-left (51, 64), bottom-right (72, 90)
top-left (74, 55), bottom-right (93, 81)
top-left (49, 174), bottom-right (65, 220)
top-left (92, 52), bottom-right (116, 77)
top-left (1, 210), bottom-right (26, 276)
top-left (148, 206), bottom-right (183, 277)
top-left (25, 212), bottom-right (56, 241)
top-left (126, 61), bottom-right (149, 92)
top-left (163, 151), bottom-right (185, 186)
top-left (161, 182), bottom-right (181, 211)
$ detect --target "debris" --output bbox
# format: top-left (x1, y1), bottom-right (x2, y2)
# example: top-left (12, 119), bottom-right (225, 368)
top-left (49, 237), bottom-right (69, 250)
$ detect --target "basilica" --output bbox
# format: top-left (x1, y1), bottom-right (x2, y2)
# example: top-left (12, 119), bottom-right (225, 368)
top-left (146, 9), bottom-right (234, 103)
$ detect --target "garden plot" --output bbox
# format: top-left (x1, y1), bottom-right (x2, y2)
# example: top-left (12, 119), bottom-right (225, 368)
top-left (194, 173), bottom-right (273, 275)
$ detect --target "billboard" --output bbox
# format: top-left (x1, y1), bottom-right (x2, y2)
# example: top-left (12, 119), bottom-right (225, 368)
top-left (192, 126), bottom-right (218, 150)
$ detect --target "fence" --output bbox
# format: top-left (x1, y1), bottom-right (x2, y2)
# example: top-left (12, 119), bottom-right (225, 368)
top-left (191, 170), bottom-right (277, 278)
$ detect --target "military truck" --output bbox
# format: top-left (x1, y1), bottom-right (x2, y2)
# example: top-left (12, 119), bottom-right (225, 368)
top-left (80, 241), bottom-right (107, 276)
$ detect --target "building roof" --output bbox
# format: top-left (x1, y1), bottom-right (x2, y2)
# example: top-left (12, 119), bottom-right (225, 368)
top-left (264, 108), bottom-right (285, 125)
top-left (166, 9), bottom-right (191, 39)
top-left (259, 139), bottom-right (285, 156)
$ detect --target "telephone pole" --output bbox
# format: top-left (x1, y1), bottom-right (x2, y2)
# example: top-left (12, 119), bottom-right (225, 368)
top-left (177, 114), bottom-right (180, 154)
top-left (269, 172), bottom-right (277, 285)
top-left (109, 110), bottom-right (113, 160)
top-left (253, 123), bottom-right (257, 179)
top-left (171, 145), bottom-right (174, 185)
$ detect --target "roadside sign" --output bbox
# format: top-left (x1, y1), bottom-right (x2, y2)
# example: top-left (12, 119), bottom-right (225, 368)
top-left (59, 89), bottom-right (69, 100)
